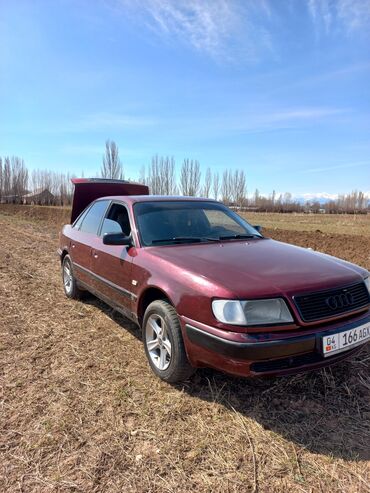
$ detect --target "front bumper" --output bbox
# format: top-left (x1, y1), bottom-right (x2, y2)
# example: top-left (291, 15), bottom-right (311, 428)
top-left (183, 313), bottom-right (370, 377)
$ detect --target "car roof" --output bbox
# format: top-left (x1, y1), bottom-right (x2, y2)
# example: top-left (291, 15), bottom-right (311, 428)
top-left (96, 195), bottom-right (218, 204)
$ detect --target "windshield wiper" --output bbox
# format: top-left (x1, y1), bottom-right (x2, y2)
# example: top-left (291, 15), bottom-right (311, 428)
top-left (151, 235), bottom-right (258, 245)
top-left (202, 237), bottom-right (222, 242)
top-left (218, 234), bottom-right (262, 241)
top-left (151, 237), bottom-right (203, 244)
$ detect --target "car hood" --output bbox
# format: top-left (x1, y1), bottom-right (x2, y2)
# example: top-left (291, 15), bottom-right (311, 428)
top-left (148, 239), bottom-right (367, 298)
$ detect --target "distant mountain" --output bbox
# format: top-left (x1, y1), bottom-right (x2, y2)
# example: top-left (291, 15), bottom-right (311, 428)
top-left (292, 192), bottom-right (370, 205)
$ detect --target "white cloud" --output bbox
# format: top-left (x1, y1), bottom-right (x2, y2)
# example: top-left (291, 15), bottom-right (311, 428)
top-left (258, 107), bottom-right (345, 123)
top-left (114, 1), bottom-right (370, 63)
top-left (301, 161), bottom-right (370, 174)
top-left (77, 113), bottom-right (157, 130)
top-left (1, 113), bottom-right (158, 135)
top-left (146, 0), bottom-right (234, 56)
top-left (337, 0), bottom-right (370, 32)
top-left (308, 0), bottom-right (333, 33)
top-left (308, 0), bottom-right (370, 34)
top-left (182, 106), bottom-right (347, 134)
top-left (119, 0), bottom-right (274, 61)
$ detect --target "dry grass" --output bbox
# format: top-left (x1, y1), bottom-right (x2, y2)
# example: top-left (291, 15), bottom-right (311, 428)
top-left (0, 204), bottom-right (369, 492)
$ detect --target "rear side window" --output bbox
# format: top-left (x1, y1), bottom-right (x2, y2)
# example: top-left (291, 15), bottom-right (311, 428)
top-left (79, 200), bottom-right (109, 235)
top-left (73, 207), bottom-right (90, 229)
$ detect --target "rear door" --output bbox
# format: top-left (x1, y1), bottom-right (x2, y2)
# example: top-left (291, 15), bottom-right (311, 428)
top-left (69, 199), bottom-right (110, 288)
top-left (90, 201), bottom-right (136, 318)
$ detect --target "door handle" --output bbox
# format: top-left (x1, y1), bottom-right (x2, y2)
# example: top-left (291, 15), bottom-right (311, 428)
top-left (71, 243), bottom-right (76, 249)
top-left (92, 250), bottom-right (99, 259)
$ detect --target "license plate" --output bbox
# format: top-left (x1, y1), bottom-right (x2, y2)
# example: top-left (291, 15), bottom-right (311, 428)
top-left (322, 322), bottom-right (370, 357)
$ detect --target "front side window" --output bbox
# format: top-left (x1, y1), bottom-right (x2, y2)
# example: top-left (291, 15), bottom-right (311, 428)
top-left (100, 203), bottom-right (131, 237)
top-left (79, 200), bottom-right (109, 235)
top-left (134, 201), bottom-right (262, 246)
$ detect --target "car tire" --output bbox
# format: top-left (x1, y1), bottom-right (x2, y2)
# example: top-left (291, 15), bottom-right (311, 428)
top-left (143, 300), bottom-right (195, 383)
top-left (62, 254), bottom-right (83, 300)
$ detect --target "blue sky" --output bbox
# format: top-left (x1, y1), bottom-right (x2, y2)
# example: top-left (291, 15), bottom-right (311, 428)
top-left (1, 0), bottom-right (369, 197)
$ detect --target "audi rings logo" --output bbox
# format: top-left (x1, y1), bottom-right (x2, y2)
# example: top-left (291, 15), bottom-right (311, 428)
top-left (325, 291), bottom-right (354, 310)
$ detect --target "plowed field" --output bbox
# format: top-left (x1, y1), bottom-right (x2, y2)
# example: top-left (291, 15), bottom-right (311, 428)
top-left (1, 205), bottom-right (369, 492)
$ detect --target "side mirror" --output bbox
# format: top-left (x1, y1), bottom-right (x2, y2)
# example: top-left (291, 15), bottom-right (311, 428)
top-left (253, 225), bottom-right (262, 233)
top-left (103, 232), bottom-right (132, 246)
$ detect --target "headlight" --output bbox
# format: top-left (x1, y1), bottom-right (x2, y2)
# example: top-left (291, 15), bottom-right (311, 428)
top-left (212, 298), bottom-right (293, 326)
top-left (365, 277), bottom-right (370, 295)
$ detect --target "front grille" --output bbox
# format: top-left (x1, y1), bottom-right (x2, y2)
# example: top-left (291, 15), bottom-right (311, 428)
top-left (294, 282), bottom-right (370, 322)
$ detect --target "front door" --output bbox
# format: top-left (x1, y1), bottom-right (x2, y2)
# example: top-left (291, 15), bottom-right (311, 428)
top-left (91, 202), bottom-right (136, 318)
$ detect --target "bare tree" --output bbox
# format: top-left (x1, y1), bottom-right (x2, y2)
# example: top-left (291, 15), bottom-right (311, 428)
top-left (147, 155), bottom-right (176, 195)
top-left (233, 169), bottom-right (247, 208)
top-left (271, 190), bottom-right (276, 206)
top-left (202, 167), bottom-right (212, 198)
top-left (213, 172), bottom-right (220, 201)
top-left (11, 157), bottom-right (28, 203)
top-left (221, 169), bottom-right (247, 207)
top-left (161, 156), bottom-right (176, 195)
top-left (101, 140), bottom-right (124, 179)
top-left (180, 159), bottom-right (201, 196)
top-left (3, 157), bottom-right (11, 198)
top-left (27, 168), bottom-right (73, 205)
top-left (323, 189), bottom-right (369, 213)
top-left (358, 191), bottom-right (367, 210)
top-left (31, 168), bottom-right (41, 192)
top-left (148, 156), bottom-right (161, 194)
top-left (253, 188), bottom-right (260, 207)
top-left (1, 150), bottom-right (366, 213)
top-left (138, 165), bottom-right (146, 185)
top-left (56, 172), bottom-right (74, 206)
top-left (221, 170), bottom-right (232, 204)
top-left (180, 160), bottom-right (190, 196)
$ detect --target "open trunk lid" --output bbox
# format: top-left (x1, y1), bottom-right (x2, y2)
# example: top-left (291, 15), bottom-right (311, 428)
top-left (70, 178), bottom-right (149, 223)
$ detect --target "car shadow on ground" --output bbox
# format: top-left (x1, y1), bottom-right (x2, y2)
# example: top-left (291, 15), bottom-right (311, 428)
top-left (82, 296), bottom-right (370, 462)
top-left (176, 355), bottom-right (370, 462)
top-left (83, 295), bottom-right (142, 340)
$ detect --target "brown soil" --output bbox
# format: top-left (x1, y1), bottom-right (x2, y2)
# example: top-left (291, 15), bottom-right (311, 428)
top-left (0, 205), bottom-right (369, 492)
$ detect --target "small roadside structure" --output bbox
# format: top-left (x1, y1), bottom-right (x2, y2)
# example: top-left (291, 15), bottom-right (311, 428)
top-left (23, 188), bottom-right (55, 205)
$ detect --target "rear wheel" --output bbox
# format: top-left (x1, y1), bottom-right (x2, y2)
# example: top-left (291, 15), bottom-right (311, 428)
top-left (62, 254), bottom-right (82, 299)
top-left (143, 300), bottom-right (195, 383)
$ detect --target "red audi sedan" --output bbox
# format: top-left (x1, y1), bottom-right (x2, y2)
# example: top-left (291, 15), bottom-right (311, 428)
top-left (58, 179), bottom-right (370, 382)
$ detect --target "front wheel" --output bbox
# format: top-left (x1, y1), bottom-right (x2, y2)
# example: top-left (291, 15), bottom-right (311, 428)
top-left (143, 300), bottom-right (195, 383)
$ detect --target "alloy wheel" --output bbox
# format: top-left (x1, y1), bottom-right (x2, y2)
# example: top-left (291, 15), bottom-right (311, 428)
top-left (63, 260), bottom-right (73, 295)
top-left (145, 314), bottom-right (172, 371)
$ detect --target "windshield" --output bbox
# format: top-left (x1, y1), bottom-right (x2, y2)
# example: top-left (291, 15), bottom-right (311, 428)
top-left (134, 201), bottom-right (262, 246)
